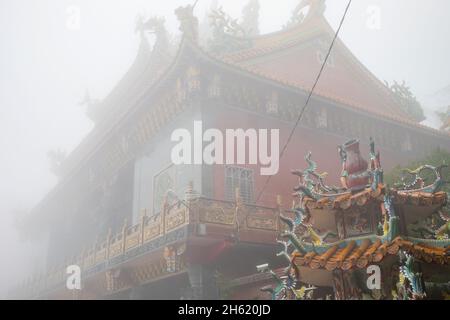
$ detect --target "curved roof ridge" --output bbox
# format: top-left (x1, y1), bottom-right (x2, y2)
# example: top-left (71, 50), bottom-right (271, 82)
top-left (94, 34), bottom-right (176, 126)
top-left (220, 16), bottom-right (416, 122)
top-left (221, 17), bottom-right (326, 62)
top-left (98, 36), bottom-right (153, 110)
top-left (57, 37), bottom-right (188, 178)
top-left (319, 19), bottom-right (416, 122)
top-left (223, 13), bottom-right (323, 42)
top-left (192, 42), bottom-right (449, 138)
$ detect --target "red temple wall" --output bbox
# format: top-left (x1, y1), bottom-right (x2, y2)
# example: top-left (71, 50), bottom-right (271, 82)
top-left (243, 43), bottom-right (405, 120)
top-left (206, 106), bottom-right (445, 208)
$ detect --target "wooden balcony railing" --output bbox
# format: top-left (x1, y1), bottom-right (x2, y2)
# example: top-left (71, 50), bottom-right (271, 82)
top-left (10, 192), bottom-right (283, 299)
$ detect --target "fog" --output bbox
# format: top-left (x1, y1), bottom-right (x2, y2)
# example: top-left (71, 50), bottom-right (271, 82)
top-left (1, 0), bottom-right (450, 298)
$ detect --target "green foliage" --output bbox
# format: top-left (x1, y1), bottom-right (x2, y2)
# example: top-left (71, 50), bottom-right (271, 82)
top-left (436, 106), bottom-right (450, 130)
top-left (385, 148), bottom-right (450, 193)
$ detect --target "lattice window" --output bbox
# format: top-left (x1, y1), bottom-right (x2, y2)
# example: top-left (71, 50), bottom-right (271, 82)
top-left (225, 166), bottom-right (254, 204)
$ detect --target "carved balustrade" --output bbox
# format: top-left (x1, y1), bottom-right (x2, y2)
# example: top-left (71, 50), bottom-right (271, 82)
top-left (13, 195), bottom-right (281, 298)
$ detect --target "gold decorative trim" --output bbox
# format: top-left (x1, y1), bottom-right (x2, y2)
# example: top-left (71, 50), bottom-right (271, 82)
top-left (199, 205), bottom-right (235, 225)
top-left (165, 207), bottom-right (187, 232)
top-left (109, 242), bottom-right (122, 258)
top-left (95, 249), bottom-right (107, 264)
top-left (144, 223), bottom-right (161, 242)
top-left (246, 215), bottom-right (277, 231)
top-left (125, 232), bottom-right (140, 251)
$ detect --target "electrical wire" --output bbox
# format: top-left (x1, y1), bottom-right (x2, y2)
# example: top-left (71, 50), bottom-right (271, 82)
top-left (255, 0), bottom-right (353, 202)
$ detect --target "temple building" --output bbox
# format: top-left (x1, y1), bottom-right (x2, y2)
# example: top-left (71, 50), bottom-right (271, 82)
top-left (262, 139), bottom-right (450, 300)
top-left (11, 0), bottom-right (450, 299)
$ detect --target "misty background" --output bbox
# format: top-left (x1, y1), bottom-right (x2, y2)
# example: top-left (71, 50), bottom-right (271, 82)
top-left (1, 0), bottom-right (450, 298)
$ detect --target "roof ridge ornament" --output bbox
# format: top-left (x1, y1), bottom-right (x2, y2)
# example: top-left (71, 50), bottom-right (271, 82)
top-left (384, 80), bottom-right (425, 122)
top-left (135, 15), bottom-right (166, 36)
top-left (175, 1), bottom-right (199, 43)
top-left (135, 15), bottom-right (170, 50)
top-left (135, 16), bottom-right (172, 60)
top-left (284, 0), bottom-right (326, 29)
top-left (207, 6), bottom-right (252, 54)
top-left (79, 89), bottom-right (101, 123)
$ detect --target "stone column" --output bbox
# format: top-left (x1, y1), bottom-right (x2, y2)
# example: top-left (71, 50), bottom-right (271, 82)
top-left (186, 264), bottom-right (219, 300)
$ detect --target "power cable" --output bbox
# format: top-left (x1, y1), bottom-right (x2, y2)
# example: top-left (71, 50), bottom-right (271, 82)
top-left (255, 0), bottom-right (353, 203)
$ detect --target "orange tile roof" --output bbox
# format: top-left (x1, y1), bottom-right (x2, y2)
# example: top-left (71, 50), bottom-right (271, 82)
top-left (292, 237), bottom-right (450, 271)
top-left (218, 59), bottom-right (450, 138)
top-left (300, 186), bottom-right (446, 211)
top-left (222, 18), bottom-right (324, 63)
top-left (393, 190), bottom-right (447, 206)
top-left (302, 185), bottom-right (385, 210)
top-left (203, 18), bottom-right (450, 138)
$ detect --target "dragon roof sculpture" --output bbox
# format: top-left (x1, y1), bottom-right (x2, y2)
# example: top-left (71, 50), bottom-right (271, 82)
top-left (259, 138), bottom-right (450, 300)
